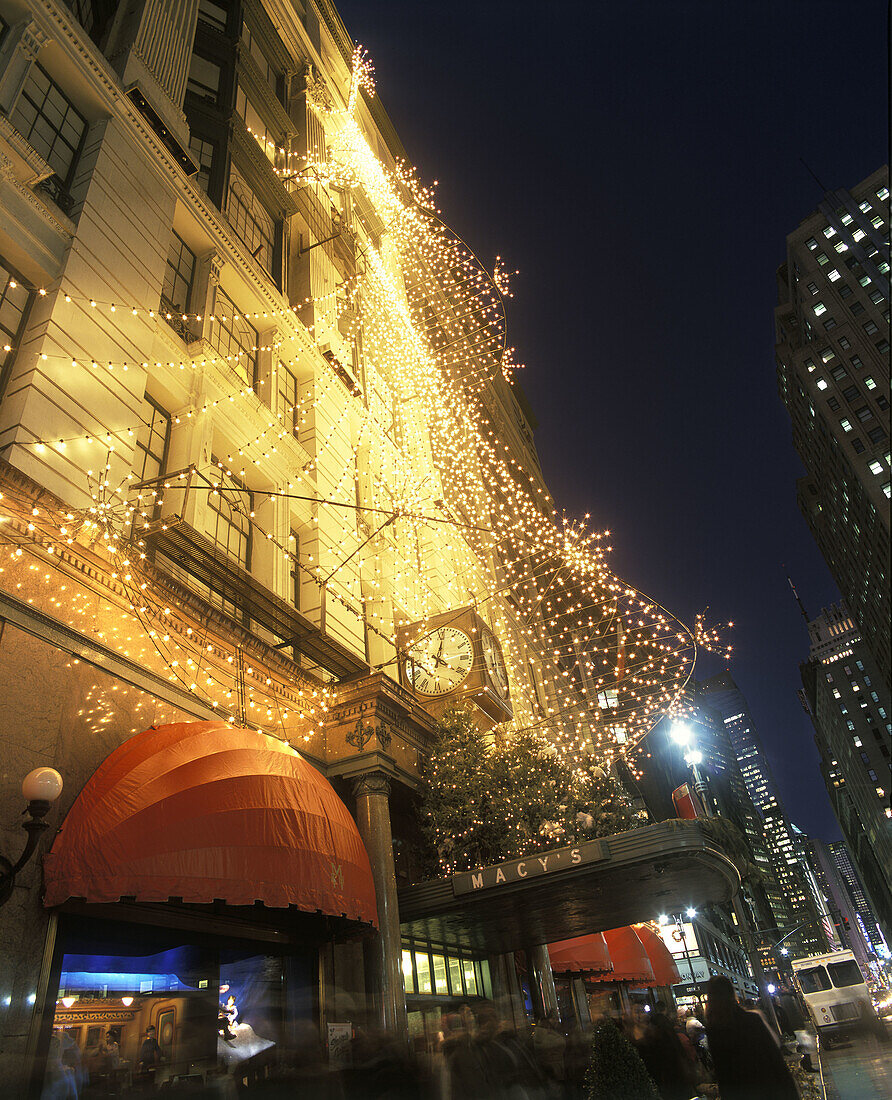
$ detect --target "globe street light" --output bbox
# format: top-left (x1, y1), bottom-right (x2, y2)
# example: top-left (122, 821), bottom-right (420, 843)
top-left (0, 767), bottom-right (63, 906)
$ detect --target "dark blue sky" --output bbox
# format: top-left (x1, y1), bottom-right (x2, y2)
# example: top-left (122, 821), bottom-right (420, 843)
top-left (334, 0), bottom-right (889, 838)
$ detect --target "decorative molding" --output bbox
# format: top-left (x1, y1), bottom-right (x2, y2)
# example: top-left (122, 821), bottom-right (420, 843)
top-left (351, 770), bottom-right (391, 800)
top-left (19, 21), bottom-right (51, 62)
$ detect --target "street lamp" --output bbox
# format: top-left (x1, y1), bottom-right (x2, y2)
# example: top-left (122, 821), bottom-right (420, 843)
top-left (0, 767), bottom-right (63, 906)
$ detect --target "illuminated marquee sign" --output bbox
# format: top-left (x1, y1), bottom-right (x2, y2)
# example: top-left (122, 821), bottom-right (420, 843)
top-left (452, 838), bottom-right (608, 896)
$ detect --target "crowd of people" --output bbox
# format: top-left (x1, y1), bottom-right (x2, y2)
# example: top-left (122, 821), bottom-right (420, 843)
top-left (338, 975), bottom-right (801, 1100)
top-left (41, 976), bottom-right (807, 1098)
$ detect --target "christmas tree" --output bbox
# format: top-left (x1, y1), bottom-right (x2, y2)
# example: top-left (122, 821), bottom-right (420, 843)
top-left (586, 1019), bottom-right (658, 1100)
top-left (419, 708), bottom-right (648, 875)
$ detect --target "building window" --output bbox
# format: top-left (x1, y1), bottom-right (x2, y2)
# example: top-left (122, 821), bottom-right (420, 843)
top-left (131, 397), bottom-right (171, 528)
top-left (186, 53), bottom-right (222, 102)
top-left (827, 397), bottom-right (840, 411)
top-left (197, 0), bottom-right (229, 32)
top-left (10, 63), bottom-right (87, 190)
top-left (850, 302), bottom-right (864, 316)
top-left (227, 167), bottom-right (276, 277)
top-left (823, 318), bottom-right (836, 330)
top-left (277, 362), bottom-right (298, 436)
top-left (827, 269), bottom-right (841, 282)
top-left (0, 259), bottom-right (32, 375)
top-left (189, 135), bottom-right (215, 193)
top-left (235, 83), bottom-right (281, 167)
top-left (840, 419), bottom-right (853, 433)
top-left (831, 364), bottom-right (848, 381)
top-left (814, 302), bottom-right (827, 316)
top-left (867, 427), bottom-right (886, 444)
top-left (805, 237), bottom-right (818, 250)
top-left (160, 233), bottom-right (196, 341)
top-left (849, 355), bottom-right (863, 369)
top-left (807, 282), bottom-right (818, 294)
top-left (842, 385), bottom-right (859, 402)
top-left (210, 287), bottom-right (258, 384)
top-left (838, 336), bottom-right (850, 349)
top-left (816, 378), bottom-right (828, 391)
top-left (855, 407), bottom-right (872, 423)
top-left (852, 438), bottom-right (865, 454)
top-left (207, 460), bottom-right (252, 573)
top-left (877, 394), bottom-right (890, 410)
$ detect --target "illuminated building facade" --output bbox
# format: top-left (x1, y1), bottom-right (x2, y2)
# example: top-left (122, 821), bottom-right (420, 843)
top-left (775, 168), bottom-right (891, 691)
top-left (798, 604), bottom-right (892, 940)
top-left (0, 0), bottom-right (726, 1089)
top-left (699, 673), bottom-right (828, 957)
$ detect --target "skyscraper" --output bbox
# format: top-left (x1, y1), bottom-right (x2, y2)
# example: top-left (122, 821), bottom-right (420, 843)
top-left (799, 604), bottom-right (892, 940)
top-left (699, 673), bottom-right (828, 956)
top-left (775, 168), bottom-right (891, 690)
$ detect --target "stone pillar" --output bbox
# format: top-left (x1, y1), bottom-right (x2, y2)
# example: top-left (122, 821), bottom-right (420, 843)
top-left (571, 978), bottom-right (591, 1028)
top-left (529, 943), bottom-right (560, 1021)
top-left (352, 772), bottom-right (407, 1041)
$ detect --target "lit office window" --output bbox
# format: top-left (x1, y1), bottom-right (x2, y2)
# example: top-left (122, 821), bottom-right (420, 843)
top-left (870, 215), bottom-right (884, 228)
top-left (840, 213), bottom-right (853, 225)
top-left (805, 237), bottom-right (818, 250)
top-left (816, 379), bottom-right (828, 390)
top-left (852, 228), bottom-right (866, 241)
top-left (869, 460), bottom-right (883, 475)
top-left (876, 187), bottom-right (889, 200)
top-left (823, 226), bottom-right (837, 238)
top-left (859, 200), bottom-right (874, 212)
top-left (833, 242), bottom-right (848, 253)
top-left (865, 377), bottom-right (877, 390)
top-left (827, 269), bottom-right (841, 281)
top-left (840, 419), bottom-right (853, 432)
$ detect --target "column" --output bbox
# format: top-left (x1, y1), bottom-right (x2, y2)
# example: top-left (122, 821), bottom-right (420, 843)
top-left (571, 978), bottom-right (591, 1028)
top-left (352, 772), bottom-right (408, 1041)
top-left (528, 943), bottom-right (560, 1021)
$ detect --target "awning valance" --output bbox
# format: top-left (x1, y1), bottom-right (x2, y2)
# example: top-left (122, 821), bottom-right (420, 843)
top-left (548, 933), bottom-right (612, 975)
top-left (602, 927), bottom-right (655, 984)
top-left (43, 721), bottom-right (377, 925)
top-left (635, 925), bottom-right (681, 987)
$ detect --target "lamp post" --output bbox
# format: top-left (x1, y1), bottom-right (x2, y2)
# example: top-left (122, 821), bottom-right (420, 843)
top-left (670, 723), bottom-right (781, 1033)
top-left (0, 767), bottom-right (63, 907)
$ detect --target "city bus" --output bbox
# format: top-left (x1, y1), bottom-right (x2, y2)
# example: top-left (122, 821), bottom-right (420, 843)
top-left (791, 949), bottom-right (879, 1039)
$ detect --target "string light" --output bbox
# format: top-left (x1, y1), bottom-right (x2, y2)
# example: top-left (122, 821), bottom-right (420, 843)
top-left (0, 46), bottom-right (732, 773)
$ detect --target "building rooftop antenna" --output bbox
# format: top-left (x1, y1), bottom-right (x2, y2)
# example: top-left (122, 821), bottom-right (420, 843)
top-left (784, 566), bottom-right (811, 624)
top-left (799, 157), bottom-right (829, 195)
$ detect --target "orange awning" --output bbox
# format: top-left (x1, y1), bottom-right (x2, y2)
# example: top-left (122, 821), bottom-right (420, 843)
top-left (43, 721), bottom-right (377, 924)
top-left (548, 933), bottom-right (612, 975)
top-left (601, 927), bottom-right (656, 983)
top-left (635, 925), bottom-right (681, 986)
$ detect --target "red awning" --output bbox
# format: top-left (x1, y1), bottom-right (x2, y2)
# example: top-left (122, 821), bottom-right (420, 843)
top-left (635, 925), bottom-right (681, 986)
top-left (601, 927), bottom-right (656, 983)
top-left (548, 933), bottom-right (612, 975)
top-left (43, 721), bottom-right (377, 924)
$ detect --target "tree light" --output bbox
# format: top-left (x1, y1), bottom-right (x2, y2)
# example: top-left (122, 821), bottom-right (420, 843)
top-left (658, 914), bottom-right (669, 925)
top-left (686, 907), bottom-right (697, 919)
top-left (684, 750), bottom-right (703, 766)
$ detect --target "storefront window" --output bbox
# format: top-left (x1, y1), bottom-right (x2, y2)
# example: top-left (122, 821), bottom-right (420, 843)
top-left (401, 949), bottom-right (414, 993)
top-left (42, 915), bottom-right (315, 1095)
top-left (431, 955), bottom-right (447, 996)
top-left (448, 957), bottom-right (463, 996)
top-left (462, 960), bottom-right (477, 996)
top-left (414, 952), bottom-right (432, 995)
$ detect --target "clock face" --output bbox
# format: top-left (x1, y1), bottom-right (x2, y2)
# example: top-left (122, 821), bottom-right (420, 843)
top-left (481, 629), bottom-right (509, 697)
top-left (407, 626), bottom-right (474, 696)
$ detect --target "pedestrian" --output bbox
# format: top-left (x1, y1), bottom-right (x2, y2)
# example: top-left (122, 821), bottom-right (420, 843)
top-left (136, 1024), bottom-right (163, 1085)
top-left (704, 976), bottom-right (798, 1100)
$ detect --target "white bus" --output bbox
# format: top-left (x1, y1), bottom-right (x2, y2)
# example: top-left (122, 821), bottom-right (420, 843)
top-left (791, 949), bottom-right (878, 1038)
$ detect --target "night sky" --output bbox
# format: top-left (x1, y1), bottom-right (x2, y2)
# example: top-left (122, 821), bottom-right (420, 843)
top-left (334, 0), bottom-right (889, 838)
